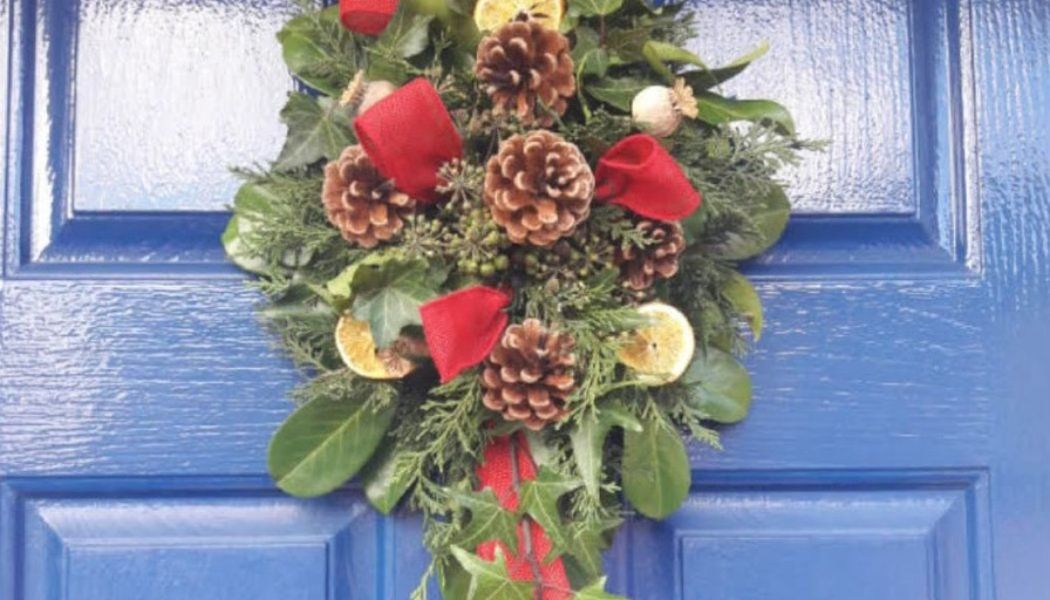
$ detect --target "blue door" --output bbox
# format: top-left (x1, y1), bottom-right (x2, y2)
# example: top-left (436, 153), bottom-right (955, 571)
top-left (1, 0), bottom-right (1048, 599)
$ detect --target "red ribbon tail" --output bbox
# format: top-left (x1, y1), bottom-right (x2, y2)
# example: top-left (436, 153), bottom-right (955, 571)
top-left (595, 133), bottom-right (702, 221)
top-left (420, 286), bottom-right (511, 383)
top-left (476, 434), bottom-right (573, 600)
top-left (353, 78), bottom-right (463, 203)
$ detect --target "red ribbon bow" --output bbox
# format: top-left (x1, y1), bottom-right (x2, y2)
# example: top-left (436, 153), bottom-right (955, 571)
top-left (595, 134), bottom-right (702, 221)
top-left (339, 0), bottom-right (398, 36)
top-left (476, 434), bottom-right (572, 600)
top-left (354, 78), bottom-right (463, 203)
top-left (420, 286), bottom-right (511, 383)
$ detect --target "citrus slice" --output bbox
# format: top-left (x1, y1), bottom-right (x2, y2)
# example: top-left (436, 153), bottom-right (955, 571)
top-left (618, 302), bottom-right (696, 384)
top-left (335, 315), bottom-right (416, 380)
top-left (473, 0), bottom-right (564, 31)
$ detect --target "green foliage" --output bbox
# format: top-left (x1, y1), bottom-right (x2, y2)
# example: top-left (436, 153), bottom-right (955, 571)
top-left (275, 93), bottom-right (355, 172)
top-left (676, 348), bottom-right (753, 424)
top-left (518, 468), bottom-right (583, 559)
top-left (722, 273), bottom-right (763, 341)
top-left (448, 487), bottom-right (520, 549)
top-left (368, 5), bottom-right (435, 82)
top-left (577, 577), bottom-right (629, 600)
top-left (222, 0), bottom-right (819, 596)
top-left (346, 257), bottom-right (448, 347)
top-left (268, 375), bottom-right (397, 497)
top-left (450, 547), bottom-right (535, 600)
top-left (622, 407), bottom-right (691, 519)
top-left (361, 439), bottom-right (415, 514)
top-left (570, 405), bottom-right (641, 499)
top-left (278, 6), bottom-right (363, 96)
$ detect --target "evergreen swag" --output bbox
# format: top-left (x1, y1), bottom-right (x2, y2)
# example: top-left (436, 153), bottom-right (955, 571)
top-left (222, 1), bottom-right (819, 597)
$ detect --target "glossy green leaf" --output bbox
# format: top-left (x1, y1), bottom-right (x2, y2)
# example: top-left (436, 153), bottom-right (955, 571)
top-left (268, 394), bottom-right (396, 497)
top-left (349, 258), bottom-right (447, 348)
top-left (368, 6), bottom-right (434, 82)
top-left (604, 25), bottom-right (652, 63)
top-left (586, 77), bottom-right (650, 112)
top-left (622, 415), bottom-right (690, 519)
top-left (722, 272), bottom-right (764, 341)
top-left (642, 40), bottom-right (706, 82)
top-left (451, 546), bottom-right (535, 600)
top-left (518, 468), bottom-right (582, 560)
top-left (277, 7), bottom-right (361, 96)
top-left (448, 488), bottom-right (520, 550)
top-left (568, 0), bottom-right (624, 17)
top-left (576, 577), bottom-right (628, 600)
top-left (360, 441), bottom-right (414, 515)
top-left (570, 406), bottom-right (643, 498)
top-left (695, 91), bottom-right (796, 136)
top-left (274, 93), bottom-right (354, 172)
top-left (679, 348), bottom-right (752, 424)
top-left (680, 41), bottom-right (769, 90)
top-left (222, 182), bottom-right (283, 274)
top-left (707, 184), bottom-right (791, 260)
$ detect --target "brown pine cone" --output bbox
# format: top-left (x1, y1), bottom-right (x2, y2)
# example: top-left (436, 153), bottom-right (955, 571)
top-left (322, 145), bottom-right (415, 248)
top-left (481, 319), bottom-right (576, 431)
top-left (475, 19), bottom-right (575, 126)
top-left (484, 131), bottom-right (594, 247)
top-left (616, 220), bottom-right (687, 290)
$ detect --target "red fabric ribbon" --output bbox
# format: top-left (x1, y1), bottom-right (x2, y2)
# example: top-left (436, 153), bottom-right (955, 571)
top-left (339, 0), bottom-right (398, 36)
top-left (595, 134), bottom-right (702, 221)
top-left (476, 434), bottom-right (572, 600)
top-left (420, 286), bottom-right (511, 383)
top-left (354, 78), bottom-right (463, 203)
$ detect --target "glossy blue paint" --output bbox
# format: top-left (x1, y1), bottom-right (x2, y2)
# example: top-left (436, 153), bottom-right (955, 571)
top-left (1, 0), bottom-right (1048, 599)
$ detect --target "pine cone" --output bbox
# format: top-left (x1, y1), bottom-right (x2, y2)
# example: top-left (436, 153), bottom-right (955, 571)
top-left (481, 319), bottom-right (576, 431)
top-left (322, 145), bottom-right (415, 248)
top-left (484, 131), bottom-right (594, 247)
top-left (616, 220), bottom-right (687, 290)
top-left (475, 19), bottom-right (575, 126)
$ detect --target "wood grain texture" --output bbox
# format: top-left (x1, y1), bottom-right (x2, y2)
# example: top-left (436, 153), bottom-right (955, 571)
top-left (969, 1), bottom-right (1050, 598)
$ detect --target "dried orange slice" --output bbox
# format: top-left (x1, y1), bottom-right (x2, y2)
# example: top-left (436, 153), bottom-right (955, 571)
top-left (335, 315), bottom-right (416, 380)
top-left (473, 0), bottom-right (564, 31)
top-left (618, 302), bottom-right (696, 384)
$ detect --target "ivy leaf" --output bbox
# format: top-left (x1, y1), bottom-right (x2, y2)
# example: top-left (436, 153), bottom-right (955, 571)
top-left (570, 405), bottom-right (642, 498)
top-left (622, 412), bottom-right (691, 519)
top-left (567, 0), bottom-right (624, 17)
top-left (348, 258), bottom-right (447, 348)
top-left (368, 6), bottom-right (434, 82)
top-left (564, 515), bottom-right (622, 579)
top-left (450, 546), bottom-right (535, 600)
top-left (706, 184), bottom-right (791, 260)
top-left (576, 577), bottom-right (628, 599)
top-left (277, 6), bottom-right (361, 96)
top-left (448, 488), bottom-right (521, 550)
top-left (268, 392), bottom-right (396, 497)
top-left (679, 348), bottom-right (753, 424)
top-left (274, 93), bottom-right (354, 172)
top-left (586, 76), bottom-right (651, 112)
top-left (573, 26), bottom-right (610, 78)
top-left (680, 41), bottom-right (769, 90)
top-left (695, 91), bottom-right (796, 136)
top-left (605, 26), bottom-right (652, 63)
top-left (722, 272), bottom-right (764, 341)
top-left (360, 439), bottom-right (414, 514)
top-left (518, 468), bottom-right (582, 560)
